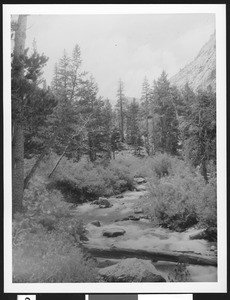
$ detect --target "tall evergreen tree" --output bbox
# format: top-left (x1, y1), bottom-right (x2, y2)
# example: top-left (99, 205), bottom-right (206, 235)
top-left (179, 83), bottom-right (196, 146)
top-left (12, 15), bottom-right (27, 214)
top-left (116, 79), bottom-right (126, 142)
top-left (126, 98), bottom-right (142, 154)
top-left (182, 86), bottom-right (216, 181)
top-left (140, 77), bottom-right (151, 154)
top-left (152, 71), bottom-right (179, 155)
top-left (50, 46), bottom-right (86, 158)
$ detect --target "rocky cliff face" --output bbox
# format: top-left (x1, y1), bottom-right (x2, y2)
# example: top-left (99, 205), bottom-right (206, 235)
top-left (170, 32), bottom-right (216, 91)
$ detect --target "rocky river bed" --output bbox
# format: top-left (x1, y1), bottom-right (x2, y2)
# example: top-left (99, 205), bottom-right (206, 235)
top-left (74, 180), bottom-right (217, 282)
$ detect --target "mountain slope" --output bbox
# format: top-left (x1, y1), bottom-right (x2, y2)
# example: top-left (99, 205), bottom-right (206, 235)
top-left (170, 32), bottom-right (216, 91)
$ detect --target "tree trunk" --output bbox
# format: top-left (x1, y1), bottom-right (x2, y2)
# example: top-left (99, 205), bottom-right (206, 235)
top-left (12, 15), bottom-right (27, 215)
top-left (12, 125), bottom-right (24, 214)
top-left (24, 149), bottom-right (48, 190)
top-left (146, 117), bottom-right (149, 155)
top-left (201, 158), bottom-right (208, 183)
top-left (24, 130), bottom-right (58, 189)
top-left (83, 244), bottom-right (217, 267)
top-left (120, 98), bottom-right (124, 143)
top-left (48, 149), bottom-right (66, 179)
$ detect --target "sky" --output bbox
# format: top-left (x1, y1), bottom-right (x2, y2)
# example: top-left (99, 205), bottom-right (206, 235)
top-left (22, 13), bottom-right (215, 103)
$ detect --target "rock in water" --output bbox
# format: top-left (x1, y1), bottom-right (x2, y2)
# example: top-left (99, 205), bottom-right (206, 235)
top-left (98, 258), bottom-right (166, 282)
top-left (189, 227), bottom-right (217, 241)
top-left (135, 185), bottom-right (146, 191)
top-left (129, 215), bottom-right (140, 221)
top-left (115, 195), bottom-right (124, 199)
top-left (205, 227), bottom-right (217, 242)
top-left (115, 217), bottom-right (129, 222)
top-left (189, 229), bottom-right (207, 240)
top-left (134, 177), bottom-right (147, 184)
top-left (134, 207), bottom-right (144, 214)
top-left (210, 245), bottom-right (216, 251)
top-left (103, 227), bottom-right (126, 237)
top-left (91, 220), bottom-right (101, 227)
top-left (91, 199), bottom-right (99, 205)
top-left (91, 197), bottom-right (112, 207)
top-left (98, 197), bottom-right (111, 208)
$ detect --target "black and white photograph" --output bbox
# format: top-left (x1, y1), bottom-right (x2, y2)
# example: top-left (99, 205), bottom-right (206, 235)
top-left (3, 4), bottom-right (226, 294)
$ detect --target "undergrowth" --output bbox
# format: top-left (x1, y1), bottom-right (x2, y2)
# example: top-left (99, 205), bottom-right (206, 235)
top-left (26, 153), bottom-right (152, 203)
top-left (144, 154), bottom-right (217, 231)
top-left (13, 177), bottom-right (98, 283)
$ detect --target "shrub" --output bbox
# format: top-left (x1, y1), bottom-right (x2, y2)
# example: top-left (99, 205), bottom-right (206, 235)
top-left (149, 153), bottom-right (173, 178)
top-left (196, 177), bottom-right (217, 228)
top-left (13, 179), bottom-right (98, 283)
top-left (13, 230), bottom-right (98, 282)
top-left (109, 155), bottom-right (153, 178)
top-left (49, 156), bottom-right (136, 203)
top-left (168, 262), bottom-right (191, 282)
top-left (147, 155), bottom-right (217, 231)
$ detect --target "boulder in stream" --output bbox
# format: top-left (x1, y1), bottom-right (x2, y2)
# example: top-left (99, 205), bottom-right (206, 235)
top-left (98, 197), bottom-right (111, 207)
top-left (129, 215), bottom-right (140, 221)
top-left (103, 227), bottom-right (126, 237)
top-left (210, 245), bottom-right (216, 251)
top-left (134, 177), bottom-right (147, 184)
top-left (116, 195), bottom-right (124, 199)
top-left (189, 229), bottom-right (207, 240)
top-left (134, 207), bottom-right (144, 214)
top-left (115, 217), bottom-right (129, 222)
top-left (139, 214), bottom-right (149, 219)
top-left (98, 258), bottom-right (166, 282)
top-left (189, 227), bottom-right (217, 242)
top-left (91, 197), bottom-right (112, 208)
top-left (135, 185), bottom-right (146, 191)
top-left (91, 220), bottom-right (101, 227)
top-left (99, 204), bottom-right (113, 208)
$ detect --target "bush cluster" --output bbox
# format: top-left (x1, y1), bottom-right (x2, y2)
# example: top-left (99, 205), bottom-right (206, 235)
top-left (146, 154), bottom-right (217, 231)
top-left (13, 231), bottom-right (98, 282)
top-left (13, 177), bottom-right (98, 283)
top-left (48, 155), bottom-right (137, 203)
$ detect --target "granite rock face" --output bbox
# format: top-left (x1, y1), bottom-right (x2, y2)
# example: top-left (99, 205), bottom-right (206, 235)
top-left (170, 32), bottom-right (216, 92)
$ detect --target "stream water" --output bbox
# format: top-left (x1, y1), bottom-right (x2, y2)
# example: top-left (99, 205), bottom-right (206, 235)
top-left (75, 184), bottom-right (217, 282)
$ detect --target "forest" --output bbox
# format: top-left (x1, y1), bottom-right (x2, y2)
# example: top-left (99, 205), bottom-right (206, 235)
top-left (11, 15), bottom-right (217, 283)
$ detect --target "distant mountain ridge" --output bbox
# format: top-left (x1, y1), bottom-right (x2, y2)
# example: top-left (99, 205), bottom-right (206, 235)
top-left (170, 32), bottom-right (216, 91)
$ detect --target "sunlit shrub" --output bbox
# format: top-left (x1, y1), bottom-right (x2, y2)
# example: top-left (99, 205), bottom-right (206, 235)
top-left (149, 153), bottom-right (173, 178)
top-left (49, 156), bottom-right (136, 203)
top-left (147, 155), bottom-right (217, 231)
top-left (168, 262), bottom-right (191, 282)
top-left (196, 177), bottom-right (217, 228)
top-left (13, 230), bottom-right (98, 282)
top-left (13, 178), bottom-right (98, 283)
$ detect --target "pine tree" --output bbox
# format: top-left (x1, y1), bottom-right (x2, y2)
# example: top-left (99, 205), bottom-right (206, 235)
top-left (152, 71), bottom-right (179, 155)
top-left (50, 46), bottom-right (85, 158)
top-left (182, 86), bottom-right (216, 181)
top-left (116, 79), bottom-right (126, 142)
top-left (140, 76), bottom-right (151, 154)
top-left (12, 15), bottom-right (27, 214)
top-left (179, 83), bottom-right (196, 146)
top-left (18, 46), bottom-right (56, 190)
top-left (126, 98), bottom-right (142, 154)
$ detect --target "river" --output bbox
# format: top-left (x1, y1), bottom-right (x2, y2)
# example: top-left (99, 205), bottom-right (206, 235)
top-left (75, 182), bottom-right (217, 282)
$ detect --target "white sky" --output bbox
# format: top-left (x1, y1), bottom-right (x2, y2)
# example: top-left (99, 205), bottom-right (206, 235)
top-left (24, 14), bottom-right (215, 102)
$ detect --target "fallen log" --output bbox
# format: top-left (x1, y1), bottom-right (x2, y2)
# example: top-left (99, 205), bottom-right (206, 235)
top-left (83, 244), bottom-right (217, 267)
